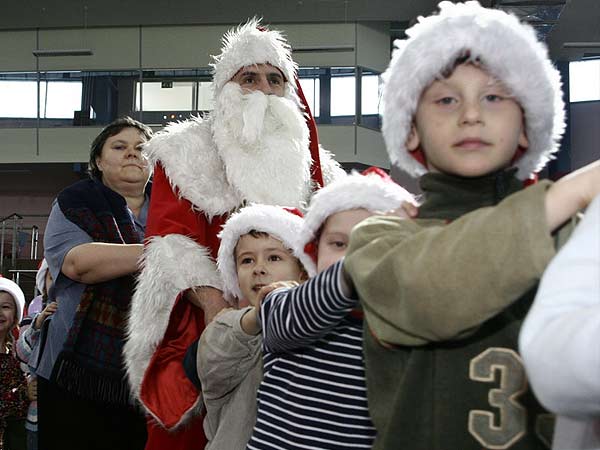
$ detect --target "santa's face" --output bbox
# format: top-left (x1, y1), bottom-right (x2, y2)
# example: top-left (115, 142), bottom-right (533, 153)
top-left (212, 81), bottom-right (311, 207)
top-left (230, 64), bottom-right (286, 97)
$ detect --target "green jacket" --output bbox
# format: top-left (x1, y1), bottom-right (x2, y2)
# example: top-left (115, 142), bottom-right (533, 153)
top-left (344, 170), bottom-right (563, 450)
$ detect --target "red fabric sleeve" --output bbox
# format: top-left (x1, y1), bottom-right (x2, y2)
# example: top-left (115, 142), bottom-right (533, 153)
top-left (139, 163), bottom-right (226, 431)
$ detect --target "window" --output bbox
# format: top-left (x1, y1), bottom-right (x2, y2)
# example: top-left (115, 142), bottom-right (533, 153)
top-left (298, 77), bottom-right (320, 118)
top-left (0, 76), bottom-right (82, 119)
top-left (569, 60), bottom-right (600, 102)
top-left (42, 81), bottom-right (83, 118)
top-left (136, 81), bottom-right (194, 111)
top-left (361, 74), bottom-right (380, 115)
top-left (331, 75), bottom-right (355, 116)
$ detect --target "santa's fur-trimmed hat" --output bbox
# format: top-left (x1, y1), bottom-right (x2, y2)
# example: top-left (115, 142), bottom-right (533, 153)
top-left (217, 204), bottom-right (317, 302)
top-left (298, 167), bottom-right (415, 251)
top-left (211, 18), bottom-right (297, 99)
top-left (382, 1), bottom-right (565, 180)
top-left (0, 277), bottom-right (25, 325)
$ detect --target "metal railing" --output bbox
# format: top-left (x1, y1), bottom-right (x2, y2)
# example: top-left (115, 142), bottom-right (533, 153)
top-left (0, 213), bottom-right (40, 275)
top-left (9, 269), bottom-right (39, 298)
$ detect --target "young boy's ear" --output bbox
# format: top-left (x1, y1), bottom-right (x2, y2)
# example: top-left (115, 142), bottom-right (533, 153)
top-left (406, 123), bottom-right (420, 152)
top-left (518, 126), bottom-right (529, 150)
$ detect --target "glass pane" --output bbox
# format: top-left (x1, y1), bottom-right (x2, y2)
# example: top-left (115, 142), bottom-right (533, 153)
top-left (197, 81), bottom-right (214, 111)
top-left (298, 77), bottom-right (320, 118)
top-left (136, 81), bottom-right (194, 111)
top-left (0, 80), bottom-right (38, 118)
top-left (43, 81), bottom-right (82, 118)
top-left (361, 74), bottom-right (380, 115)
top-left (570, 60), bottom-right (600, 102)
top-left (331, 76), bottom-right (355, 116)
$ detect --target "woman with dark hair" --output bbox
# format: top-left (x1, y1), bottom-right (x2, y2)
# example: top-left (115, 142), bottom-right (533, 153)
top-left (37, 117), bottom-right (152, 450)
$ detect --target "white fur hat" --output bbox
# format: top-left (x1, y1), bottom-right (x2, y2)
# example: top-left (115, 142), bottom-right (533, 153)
top-left (298, 167), bottom-right (415, 251)
top-left (382, 1), bottom-right (565, 180)
top-left (0, 277), bottom-right (25, 325)
top-left (211, 18), bottom-right (297, 99)
top-left (217, 204), bottom-right (317, 302)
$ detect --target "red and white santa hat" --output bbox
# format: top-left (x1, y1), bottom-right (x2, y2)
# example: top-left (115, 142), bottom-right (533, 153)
top-left (217, 204), bottom-right (317, 302)
top-left (298, 167), bottom-right (416, 252)
top-left (211, 17), bottom-right (297, 100)
top-left (382, 1), bottom-right (565, 180)
top-left (0, 276), bottom-right (25, 325)
top-left (211, 18), bottom-right (325, 187)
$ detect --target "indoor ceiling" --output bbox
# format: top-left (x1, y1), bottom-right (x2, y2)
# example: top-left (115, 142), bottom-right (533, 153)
top-left (0, 0), bottom-right (597, 61)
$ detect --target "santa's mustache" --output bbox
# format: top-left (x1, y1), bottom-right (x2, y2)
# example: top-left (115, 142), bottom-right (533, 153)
top-left (214, 83), bottom-right (305, 149)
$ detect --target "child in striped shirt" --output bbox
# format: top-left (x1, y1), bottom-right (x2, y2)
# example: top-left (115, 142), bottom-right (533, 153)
top-left (246, 168), bottom-right (415, 450)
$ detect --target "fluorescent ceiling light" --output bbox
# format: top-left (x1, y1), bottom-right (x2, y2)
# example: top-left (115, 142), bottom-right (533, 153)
top-left (32, 49), bottom-right (93, 57)
top-left (563, 42), bottom-right (600, 48)
top-left (292, 45), bottom-right (354, 53)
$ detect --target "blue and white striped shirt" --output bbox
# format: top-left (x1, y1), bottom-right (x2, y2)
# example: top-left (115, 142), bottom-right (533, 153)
top-left (247, 261), bottom-right (376, 450)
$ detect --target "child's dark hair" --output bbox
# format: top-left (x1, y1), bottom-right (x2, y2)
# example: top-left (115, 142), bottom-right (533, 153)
top-left (88, 117), bottom-right (153, 180)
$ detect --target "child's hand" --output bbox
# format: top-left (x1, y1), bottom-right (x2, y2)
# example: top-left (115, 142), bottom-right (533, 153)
top-left (257, 281), bottom-right (300, 305)
top-left (381, 201), bottom-right (419, 219)
top-left (34, 301), bottom-right (58, 330)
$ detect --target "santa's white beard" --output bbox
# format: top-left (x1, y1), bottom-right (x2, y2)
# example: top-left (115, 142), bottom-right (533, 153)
top-left (212, 82), bottom-right (311, 208)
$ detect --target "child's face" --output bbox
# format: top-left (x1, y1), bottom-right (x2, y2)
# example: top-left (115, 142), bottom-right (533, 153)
top-left (407, 63), bottom-right (529, 178)
top-left (235, 234), bottom-right (306, 306)
top-left (0, 292), bottom-right (17, 335)
top-left (316, 208), bottom-right (374, 273)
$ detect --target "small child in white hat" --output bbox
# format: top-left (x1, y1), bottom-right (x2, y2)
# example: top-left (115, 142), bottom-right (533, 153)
top-left (190, 204), bottom-right (314, 450)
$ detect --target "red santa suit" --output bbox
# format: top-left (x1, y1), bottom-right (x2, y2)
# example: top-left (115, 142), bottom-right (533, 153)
top-left (124, 18), bottom-right (345, 449)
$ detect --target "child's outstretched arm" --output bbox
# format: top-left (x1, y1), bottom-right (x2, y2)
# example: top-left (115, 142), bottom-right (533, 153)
top-left (260, 261), bottom-right (357, 353)
top-left (345, 160), bottom-right (600, 348)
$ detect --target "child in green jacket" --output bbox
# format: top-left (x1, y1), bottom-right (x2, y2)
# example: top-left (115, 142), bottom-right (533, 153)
top-left (343, 2), bottom-right (600, 450)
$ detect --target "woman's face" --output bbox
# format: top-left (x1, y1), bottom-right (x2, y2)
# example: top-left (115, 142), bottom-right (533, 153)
top-left (95, 127), bottom-right (150, 192)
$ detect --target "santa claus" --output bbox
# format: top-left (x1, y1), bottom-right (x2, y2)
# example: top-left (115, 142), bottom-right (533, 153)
top-left (124, 18), bottom-right (345, 449)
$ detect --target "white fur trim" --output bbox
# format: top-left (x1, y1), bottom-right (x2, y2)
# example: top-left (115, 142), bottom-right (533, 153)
top-left (298, 171), bottom-right (416, 249)
top-left (143, 116), bottom-right (242, 218)
top-left (0, 277), bottom-right (25, 324)
top-left (213, 83), bottom-right (312, 208)
top-left (211, 18), bottom-right (297, 99)
top-left (382, 1), bottom-right (565, 180)
top-left (217, 204), bottom-right (317, 302)
top-left (125, 234), bottom-right (222, 403)
top-left (319, 145), bottom-right (347, 186)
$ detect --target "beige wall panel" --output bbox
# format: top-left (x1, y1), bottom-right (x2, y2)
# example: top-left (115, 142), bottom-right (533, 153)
top-left (356, 126), bottom-right (389, 169)
top-left (38, 127), bottom-right (102, 162)
top-left (317, 125), bottom-right (355, 163)
top-left (282, 23), bottom-right (356, 68)
top-left (0, 128), bottom-right (103, 163)
top-left (0, 129), bottom-right (37, 162)
top-left (0, 31), bottom-right (37, 72)
top-left (356, 22), bottom-right (390, 73)
top-left (37, 28), bottom-right (139, 71)
top-left (141, 25), bottom-right (227, 69)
